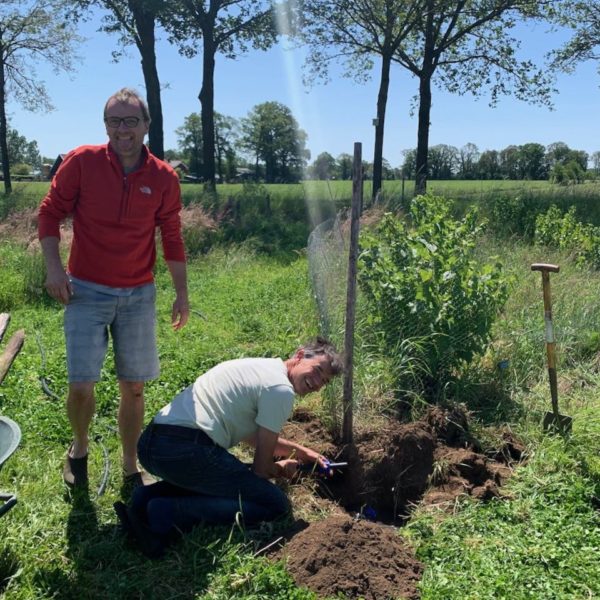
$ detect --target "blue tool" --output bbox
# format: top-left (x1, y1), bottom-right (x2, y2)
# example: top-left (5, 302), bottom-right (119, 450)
top-left (298, 460), bottom-right (348, 474)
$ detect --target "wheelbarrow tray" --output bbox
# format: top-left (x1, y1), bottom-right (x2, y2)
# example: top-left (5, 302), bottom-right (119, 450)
top-left (0, 416), bottom-right (21, 517)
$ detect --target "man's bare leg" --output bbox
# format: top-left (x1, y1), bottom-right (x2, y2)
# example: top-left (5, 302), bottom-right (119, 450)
top-left (67, 382), bottom-right (96, 458)
top-left (118, 380), bottom-right (145, 475)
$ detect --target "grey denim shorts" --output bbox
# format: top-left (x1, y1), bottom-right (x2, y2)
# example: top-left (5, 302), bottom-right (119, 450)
top-left (64, 279), bottom-right (159, 383)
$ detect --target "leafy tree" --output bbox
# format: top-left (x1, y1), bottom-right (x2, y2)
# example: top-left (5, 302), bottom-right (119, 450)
top-left (176, 111), bottom-right (239, 181)
top-left (71, 0), bottom-right (170, 159)
top-left (336, 153), bottom-right (353, 180)
top-left (477, 149), bottom-right (501, 179)
top-left (393, 0), bottom-right (554, 194)
top-left (518, 142), bottom-right (547, 179)
top-left (298, 0), bottom-right (424, 200)
top-left (591, 151), bottom-right (600, 174)
top-left (163, 0), bottom-right (278, 190)
top-left (499, 144), bottom-right (520, 179)
top-left (164, 148), bottom-right (185, 162)
top-left (0, 0), bottom-right (80, 193)
top-left (176, 113), bottom-right (203, 176)
top-left (310, 152), bottom-right (337, 180)
top-left (7, 128), bottom-right (41, 170)
top-left (545, 141), bottom-right (588, 175)
top-left (428, 144), bottom-right (458, 179)
top-left (401, 148), bottom-right (417, 178)
top-left (214, 112), bottom-right (239, 182)
top-left (457, 143), bottom-right (480, 179)
top-left (549, 1), bottom-right (600, 77)
top-left (381, 158), bottom-right (395, 180)
top-left (241, 101), bottom-right (309, 183)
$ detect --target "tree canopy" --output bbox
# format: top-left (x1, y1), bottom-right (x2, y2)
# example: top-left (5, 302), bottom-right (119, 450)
top-left (241, 101), bottom-right (309, 183)
top-left (0, 0), bottom-right (81, 193)
top-left (392, 0), bottom-right (555, 193)
top-left (162, 0), bottom-right (278, 190)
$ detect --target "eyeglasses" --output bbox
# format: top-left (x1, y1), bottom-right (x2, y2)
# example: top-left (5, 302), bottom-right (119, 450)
top-left (104, 116), bottom-right (141, 128)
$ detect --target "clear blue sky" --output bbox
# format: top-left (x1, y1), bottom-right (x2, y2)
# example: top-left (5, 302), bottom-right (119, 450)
top-left (6, 9), bottom-right (600, 168)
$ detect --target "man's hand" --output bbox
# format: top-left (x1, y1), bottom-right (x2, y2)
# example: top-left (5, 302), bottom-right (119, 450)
top-left (171, 293), bottom-right (189, 330)
top-left (297, 448), bottom-right (330, 472)
top-left (45, 264), bottom-right (73, 304)
top-left (274, 459), bottom-right (300, 479)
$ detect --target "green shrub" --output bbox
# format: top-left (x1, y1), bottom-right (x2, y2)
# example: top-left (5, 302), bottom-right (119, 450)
top-left (535, 205), bottom-right (600, 270)
top-left (359, 194), bottom-right (509, 401)
top-left (486, 193), bottom-right (549, 239)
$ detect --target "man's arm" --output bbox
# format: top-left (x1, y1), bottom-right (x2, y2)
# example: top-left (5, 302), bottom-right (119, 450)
top-left (273, 436), bottom-right (329, 470)
top-left (166, 260), bottom-right (189, 330)
top-left (248, 429), bottom-right (327, 478)
top-left (41, 237), bottom-right (72, 304)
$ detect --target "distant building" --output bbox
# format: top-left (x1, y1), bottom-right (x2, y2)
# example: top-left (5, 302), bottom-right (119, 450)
top-left (168, 160), bottom-right (189, 175)
top-left (49, 154), bottom-right (67, 179)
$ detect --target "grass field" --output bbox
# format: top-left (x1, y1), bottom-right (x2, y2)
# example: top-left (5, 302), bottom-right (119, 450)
top-left (0, 185), bottom-right (599, 598)
top-left (5, 178), bottom-right (598, 210)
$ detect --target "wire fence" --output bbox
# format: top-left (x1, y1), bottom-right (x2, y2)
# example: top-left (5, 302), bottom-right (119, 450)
top-left (307, 191), bottom-right (600, 433)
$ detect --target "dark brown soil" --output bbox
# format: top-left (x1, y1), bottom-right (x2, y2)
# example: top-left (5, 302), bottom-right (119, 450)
top-left (274, 405), bottom-right (525, 599)
top-left (278, 515), bottom-right (423, 600)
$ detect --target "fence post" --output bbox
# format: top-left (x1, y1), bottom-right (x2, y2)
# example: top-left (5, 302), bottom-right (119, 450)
top-left (342, 143), bottom-right (363, 445)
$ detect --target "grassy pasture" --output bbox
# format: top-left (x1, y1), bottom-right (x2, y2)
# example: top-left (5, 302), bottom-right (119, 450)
top-left (6, 178), bottom-right (600, 210)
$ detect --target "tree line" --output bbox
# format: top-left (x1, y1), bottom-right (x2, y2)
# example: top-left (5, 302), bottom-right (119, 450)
top-left (1, 1), bottom-right (600, 195)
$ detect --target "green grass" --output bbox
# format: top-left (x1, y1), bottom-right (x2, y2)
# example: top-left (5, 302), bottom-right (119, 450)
top-left (0, 244), bottom-right (325, 599)
top-left (1, 197), bottom-right (600, 598)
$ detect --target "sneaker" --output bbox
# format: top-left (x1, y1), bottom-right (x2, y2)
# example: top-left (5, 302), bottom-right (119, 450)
top-left (63, 444), bottom-right (88, 488)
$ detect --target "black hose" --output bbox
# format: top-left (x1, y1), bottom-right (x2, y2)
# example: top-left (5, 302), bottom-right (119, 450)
top-left (35, 331), bottom-right (60, 401)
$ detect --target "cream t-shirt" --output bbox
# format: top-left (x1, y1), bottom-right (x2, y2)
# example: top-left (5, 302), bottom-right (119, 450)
top-left (153, 357), bottom-right (295, 449)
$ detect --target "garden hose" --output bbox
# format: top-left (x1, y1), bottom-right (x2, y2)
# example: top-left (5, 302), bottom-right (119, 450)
top-left (35, 331), bottom-right (60, 401)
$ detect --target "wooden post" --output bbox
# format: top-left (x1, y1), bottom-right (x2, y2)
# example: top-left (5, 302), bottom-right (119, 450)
top-left (342, 143), bottom-right (363, 445)
top-left (0, 330), bottom-right (25, 386)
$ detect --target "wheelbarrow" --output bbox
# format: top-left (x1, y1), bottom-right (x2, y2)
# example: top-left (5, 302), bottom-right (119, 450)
top-left (0, 416), bottom-right (21, 517)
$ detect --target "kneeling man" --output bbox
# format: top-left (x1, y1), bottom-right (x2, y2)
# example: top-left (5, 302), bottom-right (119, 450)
top-left (115, 337), bottom-right (343, 557)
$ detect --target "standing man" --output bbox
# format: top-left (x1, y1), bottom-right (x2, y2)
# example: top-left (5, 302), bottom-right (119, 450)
top-left (38, 88), bottom-right (189, 489)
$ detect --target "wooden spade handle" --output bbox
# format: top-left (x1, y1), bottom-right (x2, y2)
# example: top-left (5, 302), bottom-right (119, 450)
top-left (531, 263), bottom-right (560, 273)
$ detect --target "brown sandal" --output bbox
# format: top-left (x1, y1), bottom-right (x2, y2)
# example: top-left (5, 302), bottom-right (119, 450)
top-left (63, 444), bottom-right (88, 488)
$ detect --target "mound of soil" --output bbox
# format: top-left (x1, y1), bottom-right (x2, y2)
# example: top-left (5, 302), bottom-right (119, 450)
top-left (276, 405), bottom-right (525, 598)
top-left (278, 515), bottom-right (423, 600)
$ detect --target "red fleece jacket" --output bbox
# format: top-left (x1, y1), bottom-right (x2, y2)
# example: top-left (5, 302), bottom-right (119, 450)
top-left (38, 144), bottom-right (186, 288)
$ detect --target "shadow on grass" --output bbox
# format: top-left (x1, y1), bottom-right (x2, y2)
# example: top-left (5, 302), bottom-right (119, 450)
top-left (0, 545), bottom-right (20, 594)
top-left (32, 487), bottom-right (229, 599)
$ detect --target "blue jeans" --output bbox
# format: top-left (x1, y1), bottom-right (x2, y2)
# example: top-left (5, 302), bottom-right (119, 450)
top-left (137, 423), bottom-right (290, 531)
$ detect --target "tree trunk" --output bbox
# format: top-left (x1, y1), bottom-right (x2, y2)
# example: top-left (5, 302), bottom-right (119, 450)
top-left (129, 0), bottom-right (164, 159)
top-left (372, 52), bottom-right (392, 202)
top-left (200, 32), bottom-right (216, 191)
top-left (0, 58), bottom-right (12, 194)
top-left (414, 73), bottom-right (432, 196)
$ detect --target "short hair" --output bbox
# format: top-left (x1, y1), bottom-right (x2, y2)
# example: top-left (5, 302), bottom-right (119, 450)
top-left (104, 88), bottom-right (150, 123)
top-left (299, 336), bottom-right (344, 376)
